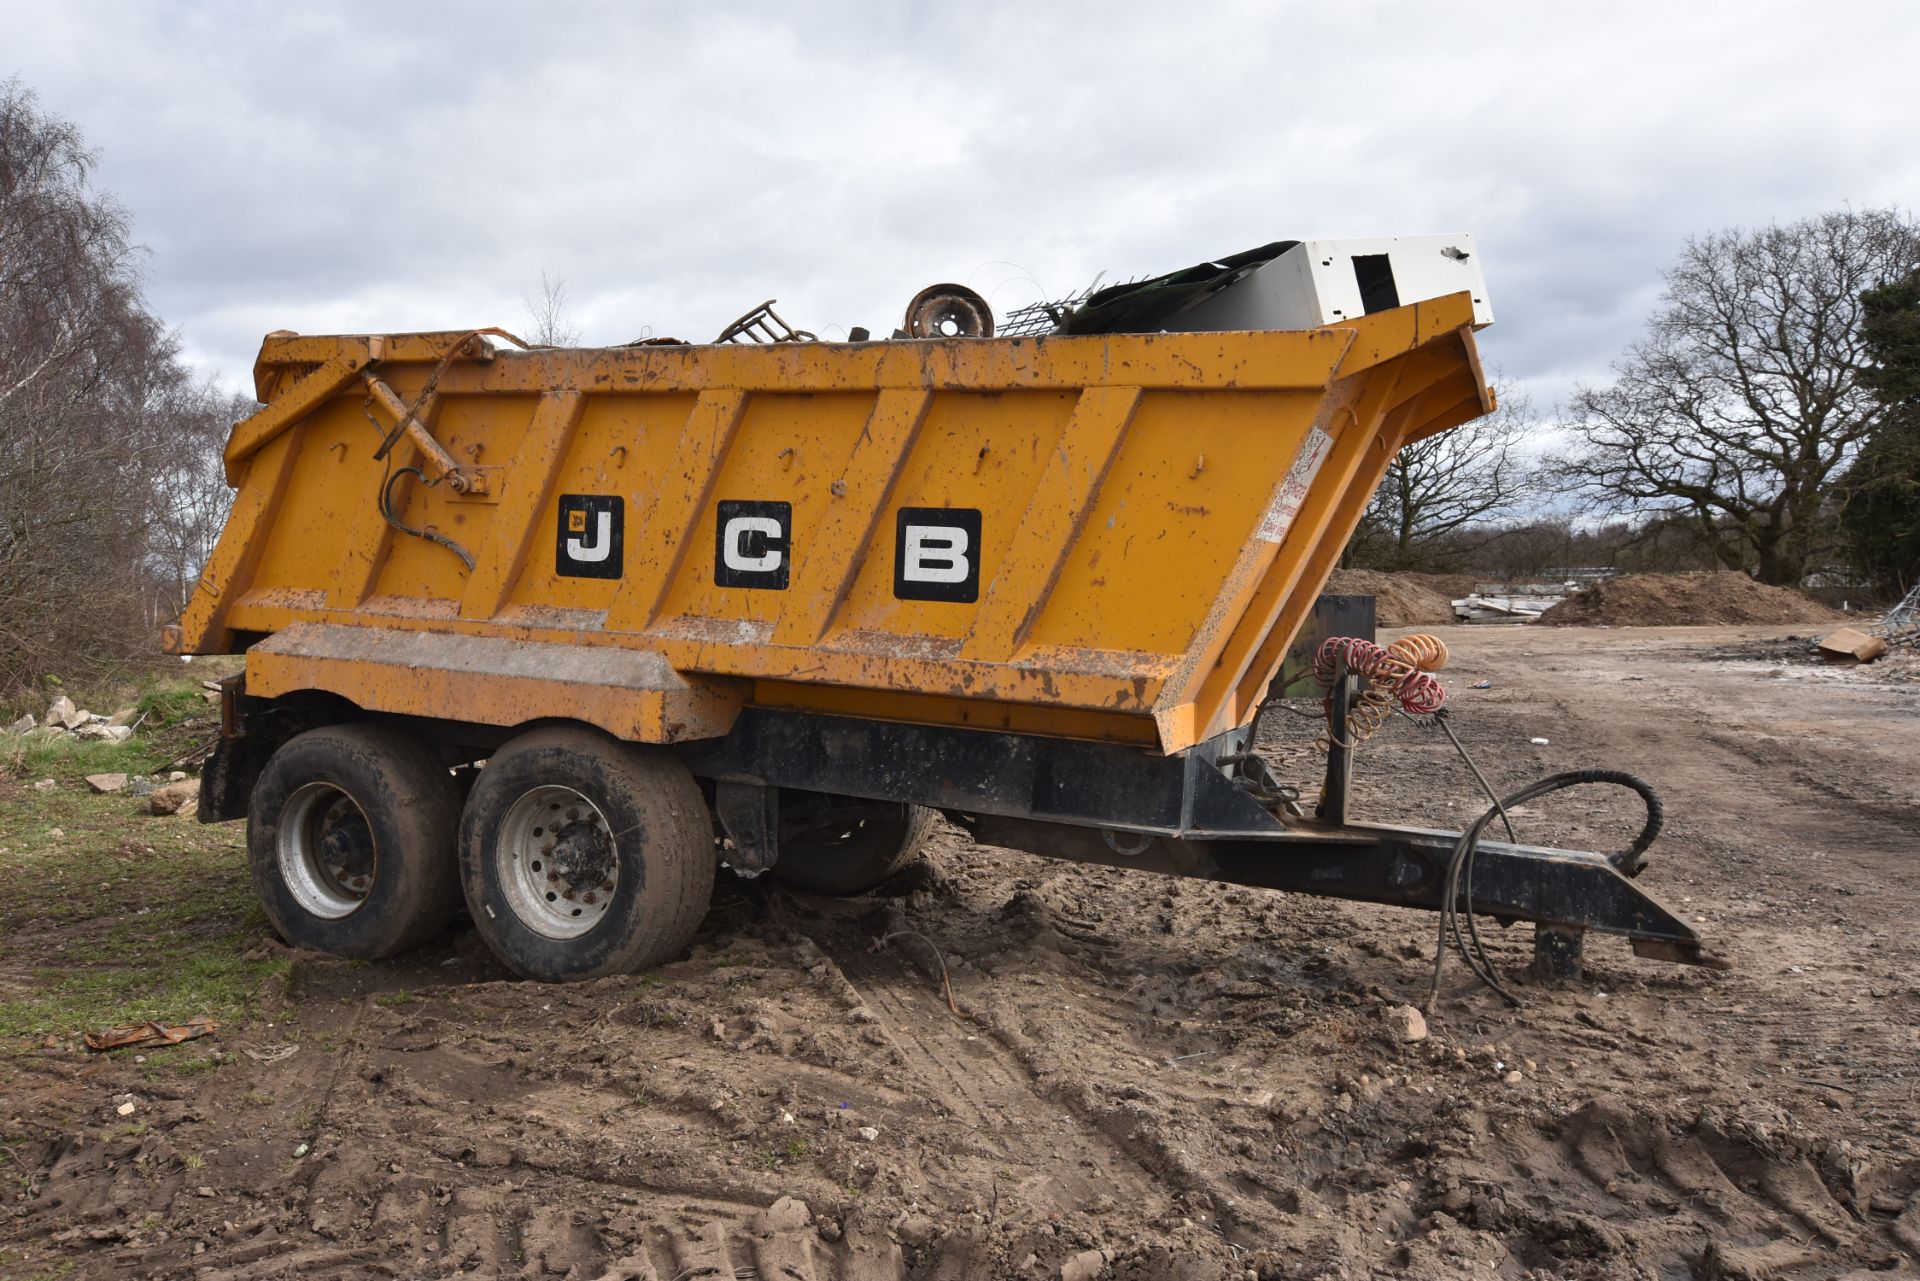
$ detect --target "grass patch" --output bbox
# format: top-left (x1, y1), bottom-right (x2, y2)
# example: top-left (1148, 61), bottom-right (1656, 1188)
top-left (0, 769), bottom-right (282, 1040)
top-left (136, 677), bottom-right (217, 729)
top-left (0, 940), bottom-right (287, 1040)
top-left (6, 734), bottom-right (165, 781)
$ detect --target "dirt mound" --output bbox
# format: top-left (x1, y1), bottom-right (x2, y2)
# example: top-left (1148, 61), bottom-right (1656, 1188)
top-left (1538, 571), bottom-right (1844, 627)
top-left (1325, 569), bottom-right (1456, 627)
top-left (1401, 571), bottom-right (1479, 599)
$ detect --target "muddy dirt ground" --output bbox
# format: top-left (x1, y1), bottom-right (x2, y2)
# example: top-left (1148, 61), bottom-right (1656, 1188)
top-left (4, 624), bottom-right (1919, 1280)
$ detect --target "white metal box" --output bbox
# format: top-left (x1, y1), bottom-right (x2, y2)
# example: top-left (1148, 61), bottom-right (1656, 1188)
top-left (1168, 234), bottom-right (1493, 333)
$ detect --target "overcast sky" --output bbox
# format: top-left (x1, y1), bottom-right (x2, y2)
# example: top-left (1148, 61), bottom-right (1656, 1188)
top-left (6, 1), bottom-right (1917, 416)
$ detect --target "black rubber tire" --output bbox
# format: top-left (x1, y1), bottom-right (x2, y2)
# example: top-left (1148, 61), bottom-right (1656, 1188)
top-left (459, 727), bottom-right (714, 982)
top-left (771, 797), bottom-right (937, 895)
top-left (247, 723), bottom-right (462, 959)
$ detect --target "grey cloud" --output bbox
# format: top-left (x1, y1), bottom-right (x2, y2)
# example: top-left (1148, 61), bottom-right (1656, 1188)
top-left (5, 0), bottom-right (1915, 412)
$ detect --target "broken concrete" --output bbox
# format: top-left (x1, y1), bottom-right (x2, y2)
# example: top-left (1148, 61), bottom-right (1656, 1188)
top-left (84, 773), bottom-right (129, 794)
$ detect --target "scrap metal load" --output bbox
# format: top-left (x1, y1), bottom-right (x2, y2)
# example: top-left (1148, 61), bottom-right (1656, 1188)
top-left (172, 234), bottom-right (1714, 986)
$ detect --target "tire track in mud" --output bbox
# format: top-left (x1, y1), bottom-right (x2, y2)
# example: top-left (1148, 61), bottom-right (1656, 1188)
top-left (181, 1179), bottom-right (905, 1281)
top-left (1696, 726), bottom-right (1920, 859)
top-left (88, 982), bottom-right (903, 1281)
top-left (1505, 1095), bottom-right (1916, 1277)
top-left (167, 1039), bottom-right (912, 1281)
top-left (819, 940), bottom-right (1174, 1221)
top-left (806, 922), bottom-right (1293, 1259)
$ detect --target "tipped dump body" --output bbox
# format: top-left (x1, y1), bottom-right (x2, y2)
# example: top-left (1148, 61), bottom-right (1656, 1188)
top-left (172, 292), bottom-right (1493, 754)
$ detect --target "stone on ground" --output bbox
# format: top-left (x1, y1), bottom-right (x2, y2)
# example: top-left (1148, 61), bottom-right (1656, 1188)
top-left (149, 778), bottom-right (200, 816)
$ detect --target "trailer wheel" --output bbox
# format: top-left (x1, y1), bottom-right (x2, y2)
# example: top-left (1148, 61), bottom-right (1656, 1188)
top-left (460, 728), bottom-right (714, 982)
top-left (247, 724), bottom-right (462, 959)
top-left (772, 795), bottom-right (937, 895)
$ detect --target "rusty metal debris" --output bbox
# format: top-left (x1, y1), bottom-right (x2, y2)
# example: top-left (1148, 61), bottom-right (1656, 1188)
top-left (1825, 585), bottom-right (1920, 664)
top-left (903, 284), bottom-right (994, 339)
top-left (1876, 582), bottom-right (1920, 640)
top-left (999, 279), bottom-right (1104, 338)
top-left (716, 301), bottom-right (816, 345)
top-left (84, 1014), bottom-right (219, 1053)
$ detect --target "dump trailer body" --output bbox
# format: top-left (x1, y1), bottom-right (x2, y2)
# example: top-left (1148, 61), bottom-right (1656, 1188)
top-left (175, 281), bottom-right (1714, 984)
top-left (170, 293), bottom-right (1491, 755)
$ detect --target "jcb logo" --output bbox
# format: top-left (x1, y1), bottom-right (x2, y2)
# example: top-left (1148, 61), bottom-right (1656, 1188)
top-left (557, 495), bottom-right (980, 600)
top-left (556, 495), bottom-right (623, 579)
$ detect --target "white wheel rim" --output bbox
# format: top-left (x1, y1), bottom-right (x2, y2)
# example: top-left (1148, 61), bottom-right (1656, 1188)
top-left (496, 784), bottom-right (619, 939)
top-left (278, 782), bottom-right (376, 919)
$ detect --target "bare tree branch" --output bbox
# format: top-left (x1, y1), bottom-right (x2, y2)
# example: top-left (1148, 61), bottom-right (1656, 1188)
top-left (522, 271), bottom-right (580, 348)
top-left (1349, 383), bottom-right (1538, 571)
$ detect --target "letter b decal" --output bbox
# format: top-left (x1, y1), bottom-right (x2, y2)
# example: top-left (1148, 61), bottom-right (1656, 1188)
top-left (895, 507), bottom-right (981, 602)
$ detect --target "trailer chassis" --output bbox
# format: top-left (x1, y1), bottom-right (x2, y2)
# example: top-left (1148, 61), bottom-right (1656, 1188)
top-left (684, 680), bottom-right (1714, 980)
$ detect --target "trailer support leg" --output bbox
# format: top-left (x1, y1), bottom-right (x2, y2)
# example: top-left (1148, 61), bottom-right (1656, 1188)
top-left (1531, 925), bottom-right (1585, 983)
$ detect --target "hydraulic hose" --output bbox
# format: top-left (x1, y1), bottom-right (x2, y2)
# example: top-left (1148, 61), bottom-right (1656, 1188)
top-left (1428, 767), bottom-right (1664, 1010)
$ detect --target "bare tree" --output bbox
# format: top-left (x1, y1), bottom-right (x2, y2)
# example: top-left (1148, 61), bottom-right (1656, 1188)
top-left (1348, 384), bottom-right (1536, 570)
top-left (1552, 208), bottom-right (1920, 585)
top-left (146, 380), bottom-right (257, 616)
top-left (522, 271), bottom-right (580, 347)
top-left (0, 79), bottom-right (242, 701)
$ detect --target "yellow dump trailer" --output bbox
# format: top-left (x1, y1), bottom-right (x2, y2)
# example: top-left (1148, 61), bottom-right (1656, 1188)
top-left (177, 297), bottom-right (1488, 753)
top-left (175, 267), bottom-right (1710, 983)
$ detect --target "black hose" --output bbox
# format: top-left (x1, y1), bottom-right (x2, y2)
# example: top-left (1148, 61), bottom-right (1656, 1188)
top-left (381, 466), bottom-right (476, 571)
top-left (1426, 768), bottom-right (1664, 1011)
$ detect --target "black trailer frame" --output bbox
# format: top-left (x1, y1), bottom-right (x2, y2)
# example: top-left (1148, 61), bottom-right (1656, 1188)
top-left (683, 685), bottom-right (1712, 979)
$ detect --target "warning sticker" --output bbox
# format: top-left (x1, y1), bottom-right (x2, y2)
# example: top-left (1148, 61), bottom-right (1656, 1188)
top-left (1254, 427), bottom-right (1334, 543)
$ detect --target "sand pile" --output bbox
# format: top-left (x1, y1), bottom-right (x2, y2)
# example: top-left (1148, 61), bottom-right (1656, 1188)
top-left (1324, 569), bottom-right (1456, 627)
top-left (1538, 571), bottom-right (1843, 627)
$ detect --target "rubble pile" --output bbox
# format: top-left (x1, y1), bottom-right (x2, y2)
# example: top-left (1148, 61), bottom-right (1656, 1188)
top-left (5, 694), bottom-right (138, 743)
